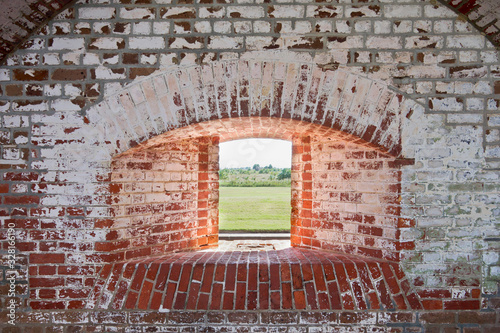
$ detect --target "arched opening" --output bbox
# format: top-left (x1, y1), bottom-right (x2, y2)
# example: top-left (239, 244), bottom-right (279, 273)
top-left (87, 60), bottom-right (419, 263)
top-left (218, 138), bottom-right (292, 250)
top-left (94, 117), bottom-right (419, 312)
top-left (79, 60), bottom-right (430, 313)
top-left (100, 117), bottom-right (411, 262)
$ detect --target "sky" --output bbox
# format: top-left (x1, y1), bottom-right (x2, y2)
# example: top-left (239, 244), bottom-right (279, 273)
top-left (219, 138), bottom-right (292, 169)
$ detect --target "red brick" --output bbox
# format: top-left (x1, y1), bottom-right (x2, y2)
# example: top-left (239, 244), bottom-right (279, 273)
top-left (248, 263), bottom-right (258, 291)
top-left (259, 263), bottom-right (269, 283)
top-left (13, 69), bottom-right (49, 81)
top-left (59, 288), bottom-right (90, 299)
top-left (105, 264), bottom-right (124, 293)
top-left (305, 282), bottom-right (318, 310)
top-left (312, 263), bottom-right (327, 291)
top-left (38, 265), bottom-right (57, 275)
top-left (339, 312), bottom-right (376, 324)
top-left (209, 283), bottom-right (223, 310)
top-left (122, 263), bottom-right (136, 280)
top-left (169, 311), bottom-right (205, 324)
top-left (112, 280), bottom-right (130, 310)
top-left (327, 280), bottom-right (342, 310)
top-left (301, 264), bottom-right (314, 282)
top-left (38, 289), bottom-right (57, 299)
top-left (420, 312), bottom-right (456, 324)
top-left (4, 195), bottom-right (40, 205)
top-left (318, 292), bottom-right (330, 310)
top-left (200, 263), bottom-right (215, 293)
top-left (247, 290), bottom-right (258, 310)
top-left (162, 282), bottom-right (177, 309)
top-left (177, 265), bottom-right (192, 292)
top-left (124, 291), bottom-right (138, 309)
top-left (192, 264), bottom-right (204, 282)
top-left (29, 301), bottom-right (65, 310)
top-left (291, 263), bottom-right (303, 289)
top-left (368, 263), bottom-right (382, 280)
top-left (323, 263), bottom-right (336, 281)
top-left (280, 263), bottom-right (291, 281)
top-left (458, 311), bottom-right (497, 324)
top-left (233, 282), bottom-right (246, 310)
top-left (67, 301), bottom-right (85, 309)
top-left (270, 291), bottom-right (280, 310)
top-left (186, 281), bottom-right (201, 310)
top-left (342, 292), bottom-right (356, 310)
top-left (418, 289), bottom-right (452, 298)
top-left (30, 253), bottom-right (65, 264)
top-left (334, 263), bottom-right (350, 293)
top-left (225, 263), bottom-right (237, 291)
top-left (227, 312), bottom-right (258, 324)
top-left (367, 291), bottom-right (381, 310)
top-left (301, 312), bottom-right (338, 324)
top-left (52, 68), bottom-right (87, 81)
top-left (145, 263), bottom-right (160, 281)
top-left (173, 292), bottom-right (187, 309)
top-left (269, 264), bottom-right (280, 290)
top-left (222, 291), bottom-right (234, 310)
top-left (407, 292), bottom-right (423, 310)
top-left (444, 300), bottom-right (481, 310)
top-left (154, 263), bottom-right (170, 291)
top-left (281, 282), bottom-right (293, 309)
top-left (138, 280), bottom-right (154, 310)
top-left (381, 264), bottom-right (400, 295)
top-left (375, 279), bottom-right (393, 309)
top-left (351, 280), bottom-right (368, 310)
top-left (207, 312), bottom-right (225, 324)
top-left (259, 282), bottom-right (269, 309)
top-left (196, 292), bottom-right (209, 310)
top-left (237, 262), bottom-right (247, 282)
top-left (130, 264), bottom-right (147, 292)
top-left (214, 264), bottom-right (226, 282)
top-left (393, 293), bottom-right (407, 310)
top-left (422, 299), bottom-right (444, 310)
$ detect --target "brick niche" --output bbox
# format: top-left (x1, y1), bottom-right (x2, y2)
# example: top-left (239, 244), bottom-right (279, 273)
top-left (97, 117), bottom-right (411, 264)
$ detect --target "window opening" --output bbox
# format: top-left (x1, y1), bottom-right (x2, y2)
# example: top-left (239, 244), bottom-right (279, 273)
top-left (218, 139), bottom-right (292, 249)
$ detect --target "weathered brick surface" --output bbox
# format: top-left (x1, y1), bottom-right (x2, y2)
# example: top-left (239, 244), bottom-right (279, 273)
top-left (90, 248), bottom-right (425, 312)
top-left (104, 137), bottom-right (219, 261)
top-left (0, 0), bottom-right (499, 331)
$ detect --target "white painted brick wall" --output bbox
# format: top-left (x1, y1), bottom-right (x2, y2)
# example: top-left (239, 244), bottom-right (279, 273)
top-left (0, 0), bottom-right (499, 303)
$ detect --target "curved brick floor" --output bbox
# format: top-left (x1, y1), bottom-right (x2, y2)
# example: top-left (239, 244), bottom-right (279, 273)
top-left (91, 248), bottom-right (423, 311)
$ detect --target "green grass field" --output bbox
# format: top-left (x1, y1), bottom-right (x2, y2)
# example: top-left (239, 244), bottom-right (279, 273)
top-left (219, 187), bottom-right (291, 232)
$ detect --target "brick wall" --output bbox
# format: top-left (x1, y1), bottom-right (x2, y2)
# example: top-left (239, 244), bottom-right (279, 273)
top-left (99, 137), bottom-right (219, 262)
top-left (0, 0), bottom-right (499, 331)
top-left (308, 140), bottom-right (407, 262)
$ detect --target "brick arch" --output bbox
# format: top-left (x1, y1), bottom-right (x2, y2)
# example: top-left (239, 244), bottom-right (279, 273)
top-left (99, 122), bottom-right (415, 265)
top-left (85, 60), bottom-right (415, 160)
top-left (82, 60), bottom-right (421, 264)
top-left (90, 114), bottom-right (423, 312)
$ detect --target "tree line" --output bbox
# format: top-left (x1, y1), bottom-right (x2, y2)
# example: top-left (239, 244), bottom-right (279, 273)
top-left (219, 165), bottom-right (291, 187)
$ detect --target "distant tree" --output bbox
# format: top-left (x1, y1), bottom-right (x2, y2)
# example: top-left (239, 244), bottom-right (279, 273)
top-left (277, 168), bottom-right (291, 180)
top-left (252, 163), bottom-right (261, 171)
top-left (219, 168), bottom-right (228, 179)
